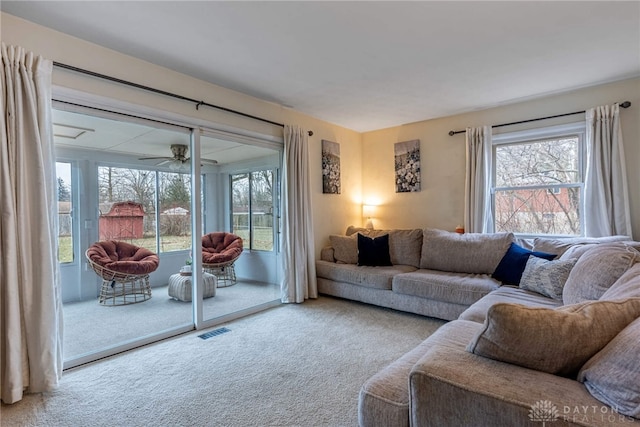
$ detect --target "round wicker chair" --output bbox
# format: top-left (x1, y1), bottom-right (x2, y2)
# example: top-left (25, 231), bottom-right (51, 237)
top-left (86, 240), bottom-right (159, 306)
top-left (202, 232), bottom-right (243, 287)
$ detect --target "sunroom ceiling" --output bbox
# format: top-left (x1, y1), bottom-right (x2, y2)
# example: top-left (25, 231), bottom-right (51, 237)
top-left (52, 109), bottom-right (276, 166)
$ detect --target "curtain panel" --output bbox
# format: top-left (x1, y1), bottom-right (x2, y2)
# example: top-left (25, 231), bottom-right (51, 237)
top-left (280, 125), bottom-right (317, 303)
top-left (584, 104), bottom-right (632, 238)
top-left (464, 126), bottom-right (493, 233)
top-left (1, 43), bottom-right (63, 404)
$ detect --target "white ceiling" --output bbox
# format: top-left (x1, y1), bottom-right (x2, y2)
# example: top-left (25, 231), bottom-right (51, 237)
top-left (2, 1), bottom-right (640, 133)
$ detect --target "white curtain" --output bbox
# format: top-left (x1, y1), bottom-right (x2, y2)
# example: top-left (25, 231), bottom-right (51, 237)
top-left (584, 103), bottom-right (632, 237)
top-left (1, 43), bottom-right (63, 404)
top-left (280, 125), bottom-right (317, 303)
top-left (464, 126), bottom-right (493, 233)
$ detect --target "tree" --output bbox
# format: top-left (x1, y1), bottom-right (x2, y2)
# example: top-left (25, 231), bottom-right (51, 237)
top-left (57, 177), bottom-right (70, 202)
top-left (494, 137), bottom-right (580, 235)
top-left (159, 173), bottom-right (191, 210)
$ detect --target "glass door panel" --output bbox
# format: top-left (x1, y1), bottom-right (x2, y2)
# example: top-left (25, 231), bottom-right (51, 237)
top-left (54, 106), bottom-right (195, 365)
top-left (201, 133), bottom-right (282, 322)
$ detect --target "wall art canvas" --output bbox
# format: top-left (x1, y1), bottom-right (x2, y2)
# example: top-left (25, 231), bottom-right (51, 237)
top-left (394, 139), bottom-right (421, 193)
top-left (322, 139), bottom-right (341, 194)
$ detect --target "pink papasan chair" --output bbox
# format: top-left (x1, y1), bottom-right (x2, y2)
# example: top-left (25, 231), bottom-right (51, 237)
top-left (86, 240), bottom-right (159, 305)
top-left (201, 232), bottom-right (243, 287)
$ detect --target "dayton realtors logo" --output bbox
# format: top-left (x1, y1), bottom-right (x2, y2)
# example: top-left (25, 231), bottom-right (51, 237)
top-left (529, 400), bottom-right (559, 426)
top-left (530, 400), bottom-right (636, 424)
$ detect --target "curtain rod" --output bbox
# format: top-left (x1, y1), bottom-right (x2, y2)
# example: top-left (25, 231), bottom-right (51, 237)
top-left (448, 101), bottom-right (631, 136)
top-left (52, 61), bottom-right (313, 136)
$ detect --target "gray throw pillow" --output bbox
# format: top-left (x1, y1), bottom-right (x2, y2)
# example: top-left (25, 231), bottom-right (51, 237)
top-left (329, 234), bottom-right (358, 264)
top-left (563, 243), bottom-right (639, 305)
top-left (466, 298), bottom-right (640, 377)
top-left (519, 256), bottom-right (577, 300)
top-left (601, 263), bottom-right (640, 301)
top-left (578, 317), bottom-right (640, 418)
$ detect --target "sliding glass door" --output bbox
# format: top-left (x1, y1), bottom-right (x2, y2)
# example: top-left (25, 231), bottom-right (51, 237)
top-left (54, 103), bottom-right (283, 368)
top-left (55, 107), bottom-right (196, 365)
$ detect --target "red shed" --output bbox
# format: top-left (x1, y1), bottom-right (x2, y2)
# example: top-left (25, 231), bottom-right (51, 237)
top-left (99, 201), bottom-right (145, 240)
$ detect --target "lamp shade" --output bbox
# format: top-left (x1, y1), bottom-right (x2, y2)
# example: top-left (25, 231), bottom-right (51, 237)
top-left (362, 204), bottom-right (375, 218)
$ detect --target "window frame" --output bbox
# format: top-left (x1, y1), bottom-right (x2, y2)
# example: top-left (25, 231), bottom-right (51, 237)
top-left (229, 167), bottom-right (278, 252)
top-left (491, 122), bottom-right (586, 238)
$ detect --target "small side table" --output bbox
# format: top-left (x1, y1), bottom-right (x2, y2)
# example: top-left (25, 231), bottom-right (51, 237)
top-left (168, 272), bottom-right (217, 302)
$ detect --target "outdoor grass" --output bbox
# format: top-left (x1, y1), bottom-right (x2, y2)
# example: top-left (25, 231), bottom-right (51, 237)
top-left (57, 228), bottom-right (273, 263)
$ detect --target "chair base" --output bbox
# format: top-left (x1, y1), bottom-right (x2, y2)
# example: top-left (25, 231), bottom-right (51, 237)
top-left (203, 263), bottom-right (237, 287)
top-left (99, 275), bottom-right (152, 306)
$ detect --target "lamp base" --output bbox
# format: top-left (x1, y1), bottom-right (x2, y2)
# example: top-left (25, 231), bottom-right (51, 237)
top-left (364, 219), bottom-right (374, 229)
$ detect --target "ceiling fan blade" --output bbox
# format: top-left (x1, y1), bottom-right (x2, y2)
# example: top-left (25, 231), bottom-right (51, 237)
top-left (139, 156), bottom-right (173, 161)
top-left (184, 157), bottom-right (218, 165)
top-left (156, 159), bottom-right (172, 166)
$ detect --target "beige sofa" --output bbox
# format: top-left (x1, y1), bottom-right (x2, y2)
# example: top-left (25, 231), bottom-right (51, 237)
top-left (316, 227), bottom-right (640, 426)
top-left (317, 227), bottom-right (516, 320)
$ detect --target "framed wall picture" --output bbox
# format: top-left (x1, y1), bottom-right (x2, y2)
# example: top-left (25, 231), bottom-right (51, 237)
top-left (394, 139), bottom-right (421, 193)
top-left (322, 139), bottom-right (341, 194)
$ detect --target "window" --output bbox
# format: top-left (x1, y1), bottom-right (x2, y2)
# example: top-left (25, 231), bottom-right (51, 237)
top-left (158, 172), bottom-right (192, 252)
top-left (492, 123), bottom-right (585, 236)
top-left (56, 161), bottom-right (74, 263)
top-left (231, 170), bottom-right (275, 251)
top-left (98, 166), bottom-right (194, 253)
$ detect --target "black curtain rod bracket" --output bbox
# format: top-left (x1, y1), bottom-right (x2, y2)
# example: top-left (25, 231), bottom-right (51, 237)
top-left (53, 61), bottom-right (313, 136)
top-left (448, 101), bottom-right (631, 136)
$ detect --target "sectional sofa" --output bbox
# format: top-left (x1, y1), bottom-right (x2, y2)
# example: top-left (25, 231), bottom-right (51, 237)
top-left (316, 227), bottom-right (640, 426)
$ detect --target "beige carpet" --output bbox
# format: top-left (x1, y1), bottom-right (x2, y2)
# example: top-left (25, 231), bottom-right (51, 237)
top-left (2, 296), bottom-right (445, 427)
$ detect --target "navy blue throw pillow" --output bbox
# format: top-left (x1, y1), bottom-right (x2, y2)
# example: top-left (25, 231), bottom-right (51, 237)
top-left (492, 242), bottom-right (556, 286)
top-left (357, 233), bottom-right (392, 267)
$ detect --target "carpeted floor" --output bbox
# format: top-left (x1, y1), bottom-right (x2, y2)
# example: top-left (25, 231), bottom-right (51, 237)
top-left (2, 296), bottom-right (445, 427)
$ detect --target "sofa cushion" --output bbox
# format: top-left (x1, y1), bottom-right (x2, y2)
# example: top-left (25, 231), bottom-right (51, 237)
top-left (578, 317), bottom-right (640, 418)
top-left (320, 246), bottom-right (335, 262)
top-left (563, 243), bottom-right (639, 305)
top-left (346, 227), bottom-right (423, 267)
top-left (387, 229), bottom-right (423, 268)
top-left (393, 270), bottom-right (500, 306)
top-left (532, 235), bottom-right (631, 257)
top-left (601, 262), bottom-right (640, 301)
top-left (491, 242), bottom-right (556, 286)
top-left (466, 298), bottom-right (640, 376)
top-left (459, 286), bottom-right (562, 323)
top-left (519, 256), bottom-right (577, 300)
top-left (420, 229), bottom-right (514, 274)
top-left (559, 243), bottom-right (598, 261)
top-left (329, 234), bottom-right (358, 264)
top-left (358, 233), bottom-right (392, 267)
top-left (315, 261), bottom-right (416, 290)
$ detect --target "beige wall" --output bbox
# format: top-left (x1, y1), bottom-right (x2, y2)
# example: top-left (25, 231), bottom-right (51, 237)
top-left (1, 12), bottom-right (363, 257)
top-left (3, 12), bottom-right (639, 259)
top-left (362, 78), bottom-right (640, 239)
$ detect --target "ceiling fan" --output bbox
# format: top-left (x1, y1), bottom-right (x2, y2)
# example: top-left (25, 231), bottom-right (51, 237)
top-left (139, 144), bottom-right (218, 167)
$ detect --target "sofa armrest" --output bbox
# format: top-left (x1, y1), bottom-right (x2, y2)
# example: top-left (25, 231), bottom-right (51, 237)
top-left (320, 246), bottom-right (335, 262)
top-left (409, 335), bottom-right (638, 427)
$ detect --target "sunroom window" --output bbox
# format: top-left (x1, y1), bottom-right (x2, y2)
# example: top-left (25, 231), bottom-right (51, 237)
top-left (231, 170), bottom-right (275, 251)
top-left (97, 166), bottom-right (194, 253)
